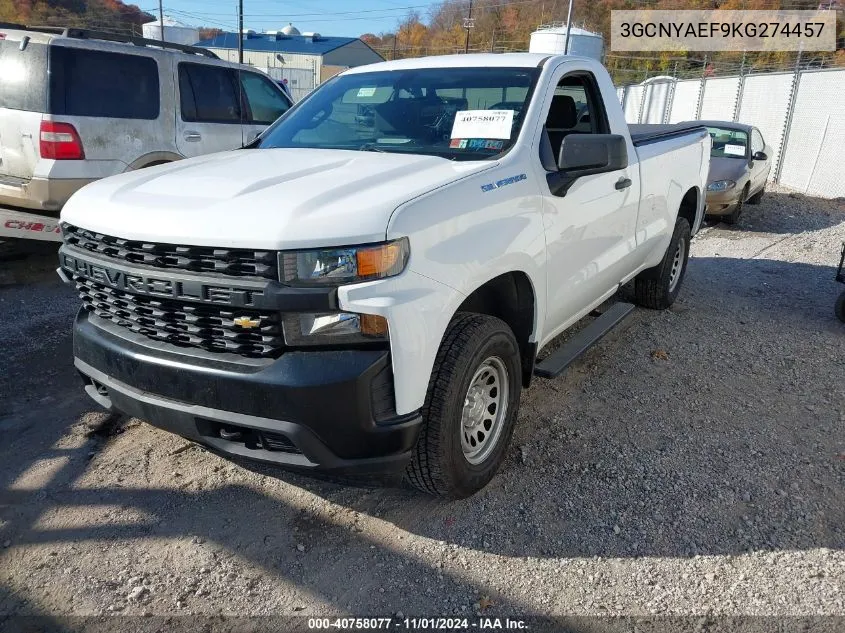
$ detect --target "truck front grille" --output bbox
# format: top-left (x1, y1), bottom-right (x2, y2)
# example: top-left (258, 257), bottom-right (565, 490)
top-left (76, 277), bottom-right (283, 358)
top-left (63, 224), bottom-right (278, 280)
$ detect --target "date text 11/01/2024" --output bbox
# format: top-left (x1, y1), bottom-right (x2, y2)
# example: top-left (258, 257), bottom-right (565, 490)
top-left (307, 617), bottom-right (528, 630)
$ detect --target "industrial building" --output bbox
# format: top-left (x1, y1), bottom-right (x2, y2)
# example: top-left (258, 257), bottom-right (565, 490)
top-left (195, 24), bottom-right (384, 101)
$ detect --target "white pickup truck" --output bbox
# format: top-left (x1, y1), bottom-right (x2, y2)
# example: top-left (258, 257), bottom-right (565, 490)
top-left (58, 53), bottom-right (710, 498)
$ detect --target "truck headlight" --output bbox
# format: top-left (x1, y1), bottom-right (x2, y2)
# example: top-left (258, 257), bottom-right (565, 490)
top-left (707, 180), bottom-right (736, 192)
top-left (283, 312), bottom-right (389, 346)
top-left (280, 238), bottom-right (409, 287)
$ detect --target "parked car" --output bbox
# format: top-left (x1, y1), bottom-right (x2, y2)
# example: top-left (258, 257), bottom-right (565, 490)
top-left (0, 24), bottom-right (292, 245)
top-left (58, 53), bottom-right (711, 498)
top-left (687, 120), bottom-right (771, 225)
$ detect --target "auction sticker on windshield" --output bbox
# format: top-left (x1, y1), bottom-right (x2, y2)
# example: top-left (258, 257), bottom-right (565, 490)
top-left (724, 144), bottom-right (746, 156)
top-left (451, 110), bottom-right (515, 140)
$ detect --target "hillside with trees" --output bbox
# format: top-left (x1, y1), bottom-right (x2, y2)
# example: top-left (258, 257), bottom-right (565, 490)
top-left (361, 0), bottom-right (845, 84)
top-left (0, 0), bottom-right (154, 36)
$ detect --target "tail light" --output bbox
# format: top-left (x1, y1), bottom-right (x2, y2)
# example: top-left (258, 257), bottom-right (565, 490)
top-left (39, 121), bottom-right (85, 160)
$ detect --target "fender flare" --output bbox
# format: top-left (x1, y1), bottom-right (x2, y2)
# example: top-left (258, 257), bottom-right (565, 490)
top-left (124, 151), bottom-right (183, 171)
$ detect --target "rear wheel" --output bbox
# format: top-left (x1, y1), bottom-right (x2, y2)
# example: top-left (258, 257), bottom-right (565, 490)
top-left (634, 217), bottom-right (691, 310)
top-left (406, 313), bottom-right (521, 498)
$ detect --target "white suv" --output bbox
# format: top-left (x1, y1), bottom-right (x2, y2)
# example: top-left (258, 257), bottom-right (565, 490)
top-left (0, 24), bottom-right (292, 243)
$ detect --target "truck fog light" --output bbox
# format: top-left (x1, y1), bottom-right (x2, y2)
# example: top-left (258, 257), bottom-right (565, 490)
top-left (283, 312), bottom-right (388, 346)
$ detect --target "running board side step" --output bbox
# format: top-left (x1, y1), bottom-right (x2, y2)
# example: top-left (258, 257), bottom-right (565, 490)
top-left (534, 302), bottom-right (635, 379)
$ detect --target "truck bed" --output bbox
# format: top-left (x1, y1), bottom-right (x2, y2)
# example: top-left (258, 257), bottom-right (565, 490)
top-left (628, 123), bottom-right (708, 146)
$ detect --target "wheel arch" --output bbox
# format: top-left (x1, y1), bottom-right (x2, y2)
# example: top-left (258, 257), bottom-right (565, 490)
top-left (678, 186), bottom-right (700, 232)
top-left (454, 270), bottom-right (538, 388)
top-left (124, 151), bottom-right (183, 171)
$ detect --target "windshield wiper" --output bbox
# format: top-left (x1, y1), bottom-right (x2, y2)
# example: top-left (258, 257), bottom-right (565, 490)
top-left (357, 143), bottom-right (389, 153)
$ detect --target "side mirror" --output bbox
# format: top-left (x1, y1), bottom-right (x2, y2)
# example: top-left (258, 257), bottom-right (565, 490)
top-left (547, 134), bottom-right (628, 197)
top-left (558, 134), bottom-right (628, 173)
top-left (752, 151), bottom-right (768, 161)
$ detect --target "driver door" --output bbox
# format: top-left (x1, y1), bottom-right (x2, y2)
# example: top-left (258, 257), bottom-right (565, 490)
top-left (536, 69), bottom-right (640, 338)
top-left (749, 128), bottom-right (770, 194)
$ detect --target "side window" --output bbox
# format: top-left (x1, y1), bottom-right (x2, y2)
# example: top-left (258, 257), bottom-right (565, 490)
top-left (240, 72), bottom-right (291, 125)
top-left (0, 40), bottom-right (48, 111)
top-left (178, 68), bottom-right (197, 121)
top-left (543, 73), bottom-right (607, 167)
top-left (50, 48), bottom-right (159, 119)
top-left (751, 129), bottom-right (765, 154)
top-left (179, 63), bottom-right (240, 123)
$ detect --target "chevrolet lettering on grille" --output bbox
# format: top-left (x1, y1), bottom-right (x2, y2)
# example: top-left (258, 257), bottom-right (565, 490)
top-left (60, 250), bottom-right (266, 307)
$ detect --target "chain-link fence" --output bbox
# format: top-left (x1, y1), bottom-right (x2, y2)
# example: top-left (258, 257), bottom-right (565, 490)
top-left (618, 67), bottom-right (845, 198)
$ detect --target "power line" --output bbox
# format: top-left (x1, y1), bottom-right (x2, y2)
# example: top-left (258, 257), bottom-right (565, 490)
top-left (163, 0), bottom-right (547, 20)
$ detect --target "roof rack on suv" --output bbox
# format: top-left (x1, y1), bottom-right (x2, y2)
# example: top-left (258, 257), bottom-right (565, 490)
top-left (0, 22), bottom-right (219, 58)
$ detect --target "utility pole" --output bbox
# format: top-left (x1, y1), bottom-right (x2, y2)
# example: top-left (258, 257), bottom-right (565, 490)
top-left (563, 0), bottom-right (574, 54)
top-left (463, 0), bottom-right (474, 54)
top-left (392, 34), bottom-right (397, 60)
top-left (237, 0), bottom-right (244, 64)
top-left (158, 0), bottom-right (164, 42)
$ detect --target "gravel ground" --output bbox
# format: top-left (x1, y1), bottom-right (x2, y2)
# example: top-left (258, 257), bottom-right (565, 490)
top-left (0, 186), bottom-right (843, 630)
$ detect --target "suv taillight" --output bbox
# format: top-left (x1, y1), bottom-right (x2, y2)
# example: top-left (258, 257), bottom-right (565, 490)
top-left (40, 121), bottom-right (85, 160)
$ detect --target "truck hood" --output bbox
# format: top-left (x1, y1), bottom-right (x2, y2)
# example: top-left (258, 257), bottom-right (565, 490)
top-left (61, 148), bottom-right (494, 249)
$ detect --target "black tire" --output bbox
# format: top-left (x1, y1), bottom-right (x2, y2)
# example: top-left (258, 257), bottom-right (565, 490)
top-left (634, 217), bottom-right (691, 310)
top-left (747, 183), bottom-right (765, 205)
top-left (723, 185), bottom-right (749, 225)
top-left (405, 313), bottom-right (521, 498)
top-left (0, 238), bottom-right (27, 261)
top-left (836, 292), bottom-right (845, 324)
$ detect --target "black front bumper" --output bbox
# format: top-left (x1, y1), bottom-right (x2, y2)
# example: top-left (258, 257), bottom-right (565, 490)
top-left (73, 309), bottom-right (422, 480)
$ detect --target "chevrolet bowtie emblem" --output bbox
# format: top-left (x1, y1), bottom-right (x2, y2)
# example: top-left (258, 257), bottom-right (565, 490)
top-left (233, 316), bottom-right (261, 329)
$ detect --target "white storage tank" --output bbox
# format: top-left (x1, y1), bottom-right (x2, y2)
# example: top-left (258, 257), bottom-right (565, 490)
top-left (529, 25), bottom-right (603, 61)
top-left (142, 17), bottom-right (200, 46)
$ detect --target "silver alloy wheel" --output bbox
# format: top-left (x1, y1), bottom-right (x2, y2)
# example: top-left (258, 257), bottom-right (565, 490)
top-left (460, 356), bottom-right (509, 465)
top-left (668, 236), bottom-right (686, 293)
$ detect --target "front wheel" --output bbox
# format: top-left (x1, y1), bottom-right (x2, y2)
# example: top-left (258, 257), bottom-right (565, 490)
top-left (405, 313), bottom-right (521, 498)
top-left (634, 217), bottom-right (691, 310)
top-left (724, 185), bottom-right (749, 225)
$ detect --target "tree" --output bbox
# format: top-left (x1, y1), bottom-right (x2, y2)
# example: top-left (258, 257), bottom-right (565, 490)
top-left (198, 27), bottom-right (223, 41)
top-left (1, 0), bottom-right (154, 33)
top-left (358, 0), bottom-right (843, 76)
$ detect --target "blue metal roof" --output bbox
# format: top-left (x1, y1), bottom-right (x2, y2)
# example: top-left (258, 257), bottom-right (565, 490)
top-left (195, 32), bottom-right (359, 56)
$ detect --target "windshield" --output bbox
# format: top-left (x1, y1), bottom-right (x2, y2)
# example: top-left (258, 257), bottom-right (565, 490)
top-left (707, 126), bottom-right (748, 159)
top-left (256, 67), bottom-right (541, 160)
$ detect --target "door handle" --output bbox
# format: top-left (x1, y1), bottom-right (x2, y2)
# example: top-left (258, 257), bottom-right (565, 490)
top-left (615, 177), bottom-right (632, 191)
top-left (183, 131), bottom-right (202, 142)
